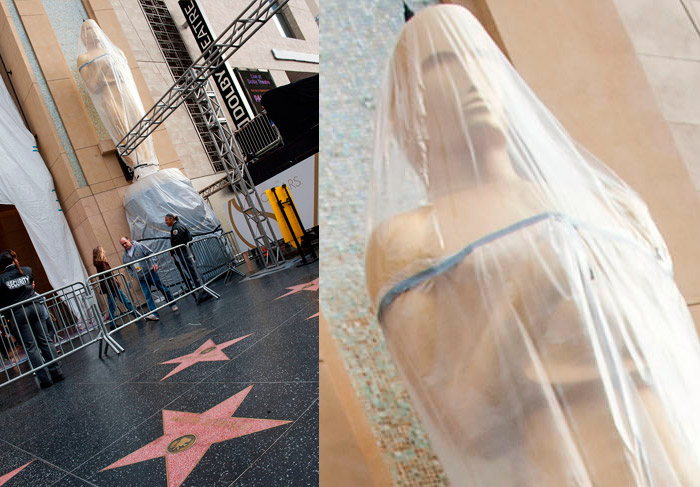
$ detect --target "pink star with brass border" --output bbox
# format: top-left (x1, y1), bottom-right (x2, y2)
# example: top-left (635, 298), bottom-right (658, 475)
top-left (101, 385), bottom-right (289, 487)
top-left (274, 277), bottom-right (319, 300)
top-left (159, 334), bottom-right (252, 380)
top-left (0, 461), bottom-right (32, 486)
top-left (306, 312), bottom-right (319, 320)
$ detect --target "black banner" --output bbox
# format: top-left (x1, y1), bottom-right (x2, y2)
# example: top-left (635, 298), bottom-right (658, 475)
top-left (235, 69), bottom-right (277, 114)
top-left (178, 0), bottom-right (252, 129)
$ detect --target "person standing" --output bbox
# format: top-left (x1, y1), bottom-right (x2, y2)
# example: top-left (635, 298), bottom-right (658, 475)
top-left (165, 214), bottom-right (210, 304)
top-left (119, 237), bottom-right (178, 321)
top-left (93, 246), bottom-right (135, 329)
top-left (0, 250), bottom-right (64, 388)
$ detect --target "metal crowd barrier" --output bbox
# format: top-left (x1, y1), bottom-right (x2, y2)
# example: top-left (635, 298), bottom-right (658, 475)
top-left (189, 234), bottom-right (245, 285)
top-left (1, 238), bottom-right (248, 390)
top-left (233, 111), bottom-right (283, 159)
top-left (87, 243), bottom-right (218, 334)
top-left (0, 281), bottom-right (121, 387)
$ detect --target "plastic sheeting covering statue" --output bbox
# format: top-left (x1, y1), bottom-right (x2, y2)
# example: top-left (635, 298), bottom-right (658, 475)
top-left (78, 19), bottom-right (158, 180)
top-left (77, 20), bottom-right (220, 251)
top-left (366, 5), bottom-right (700, 486)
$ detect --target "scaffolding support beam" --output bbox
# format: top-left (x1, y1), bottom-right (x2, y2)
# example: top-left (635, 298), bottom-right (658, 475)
top-left (199, 175), bottom-right (231, 200)
top-left (191, 79), bottom-right (284, 267)
top-left (118, 0), bottom-right (289, 270)
top-left (117, 0), bottom-right (289, 157)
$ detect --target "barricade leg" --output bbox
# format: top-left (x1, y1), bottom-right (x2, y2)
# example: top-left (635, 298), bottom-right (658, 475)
top-left (179, 245), bottom-right (219, 301)
top-left (100, 330), bottom-right (124, 357)
top-left (221, 234), bottom-right (245, 282)
top-left (138, 277), bottom-right (159, 318)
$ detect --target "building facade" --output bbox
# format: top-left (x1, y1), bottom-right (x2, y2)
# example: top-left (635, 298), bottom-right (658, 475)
top-left (0, 0), bottom-right (318, 282)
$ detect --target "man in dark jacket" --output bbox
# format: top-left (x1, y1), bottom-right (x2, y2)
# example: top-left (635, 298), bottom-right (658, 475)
top-left (0, 250), bottom-right (64, 388)
top-left (165, 214), bottom-right (205, 301)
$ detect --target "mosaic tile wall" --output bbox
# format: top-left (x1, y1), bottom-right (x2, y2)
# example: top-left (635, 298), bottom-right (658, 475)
top-left (319, 0), bottom-right (448, 485)
top-left (4, 0), bottom-right (88, 187)
top-left (43, 0), bottom-right (110, 141)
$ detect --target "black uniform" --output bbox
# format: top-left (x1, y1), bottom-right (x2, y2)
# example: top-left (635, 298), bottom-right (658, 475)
top-left (0, 265), bottom-right (35, 308)
top-left (170, 220), bottom-right (201, 289)
top-left (170, 220), bottom-right (192, 247)
top-left (0, 264), bottom-right (63, 385)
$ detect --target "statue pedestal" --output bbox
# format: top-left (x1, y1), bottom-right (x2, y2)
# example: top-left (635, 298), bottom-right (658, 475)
top-left (123, 168), bottom-right (222, 253)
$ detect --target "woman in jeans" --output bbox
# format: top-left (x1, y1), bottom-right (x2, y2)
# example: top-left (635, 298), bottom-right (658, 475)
top-left (0, 250), bottom-right (64, 388)
top-left (93, 246), bottom-right (134, 329)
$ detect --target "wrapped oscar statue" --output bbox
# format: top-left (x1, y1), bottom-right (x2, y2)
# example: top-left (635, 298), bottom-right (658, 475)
top-left (78, 19), bottom-right (220, 252)
top-left (367, 5), bottom-right (700, 486)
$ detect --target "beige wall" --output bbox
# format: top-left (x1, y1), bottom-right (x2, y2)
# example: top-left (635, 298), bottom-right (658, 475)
top-left (612, 0), bottom-right (700, 305)
top-left (450, 0), bottom-right (700, 309)
top-left (319, 312), bottom-right (394, 487)
top-left (613, 0), bottom-right (700, 199)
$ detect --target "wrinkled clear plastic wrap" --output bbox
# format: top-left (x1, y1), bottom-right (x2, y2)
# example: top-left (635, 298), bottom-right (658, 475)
top-left (78, 19), bottom-right (158, 180)
top-left (123, 168), bottom-right (221, 253)
top-left (366, 5), bottom-right (700, 486)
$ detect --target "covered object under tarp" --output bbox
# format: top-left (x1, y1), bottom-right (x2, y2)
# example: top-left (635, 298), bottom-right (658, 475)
top-left (0, 78), bottom-right (87, 288)
top-left (123, 168), bottom-right (223, 254)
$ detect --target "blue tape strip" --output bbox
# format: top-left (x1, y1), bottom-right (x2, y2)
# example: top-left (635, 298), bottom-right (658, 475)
top-left (377, 212), bottom-right (559, 321)
top-left (78, 52), bottom-right (110, 71)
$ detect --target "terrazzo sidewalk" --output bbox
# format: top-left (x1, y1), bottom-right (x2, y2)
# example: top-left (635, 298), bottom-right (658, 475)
top-left (0, 260), bottom-right (319, 487)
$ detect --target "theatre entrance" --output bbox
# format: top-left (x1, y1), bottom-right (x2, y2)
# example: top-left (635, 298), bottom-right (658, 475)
top-left (0, 204), bottom-right (51, 293)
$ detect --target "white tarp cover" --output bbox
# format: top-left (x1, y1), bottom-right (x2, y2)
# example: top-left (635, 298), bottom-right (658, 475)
top-left (123, 168), bottom-right (221, 253)
top-left (365, 5), bottom-right (700, 486)
top-left (0, 77), bottom-right (87, 288)
top-left (77, 19), bottom-right (158, 180)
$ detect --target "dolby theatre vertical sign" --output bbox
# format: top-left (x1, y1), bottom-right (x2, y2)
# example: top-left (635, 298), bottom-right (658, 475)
top-left (178, 0), bottom-right (254, 129)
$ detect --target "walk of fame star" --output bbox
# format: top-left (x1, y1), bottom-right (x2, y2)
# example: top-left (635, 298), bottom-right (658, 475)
top-left (159, 334), bottom-right (252, 380)
top-left (0, 461), bottom-right (32, 486)
top-left (274, 277), bottom-right (319, 300)
top-left (101, 385), bottom-right (289, 487)
top-left (306, 312), bottom-right (319, 320)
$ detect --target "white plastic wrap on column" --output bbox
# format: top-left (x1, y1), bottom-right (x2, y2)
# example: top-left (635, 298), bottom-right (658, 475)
top-left (0, 76), bottom-right (87, 288)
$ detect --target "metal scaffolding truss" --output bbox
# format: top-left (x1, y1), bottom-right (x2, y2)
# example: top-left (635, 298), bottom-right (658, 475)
top-left (138, 0), bottom-right (227, 172)
top-left (191, 77), bottom-right (284, 267)
top-left (199, 175), bottom-right (231, 200)
top-left (118, 0), bottom-right (290, 269)
top-left (117, 0), bottom-right (289, 156)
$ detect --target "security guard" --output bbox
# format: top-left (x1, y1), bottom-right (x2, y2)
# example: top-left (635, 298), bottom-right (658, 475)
top-left (166, 213), bottom-right (192, 247)
top-left (164, 213), bottom-right (206, 301)
top-left (0, 250), bottom-right (64, 388)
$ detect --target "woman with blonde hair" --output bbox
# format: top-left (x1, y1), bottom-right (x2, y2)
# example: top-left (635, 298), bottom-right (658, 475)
top-left (93, 246), bottom-right (134, 329)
